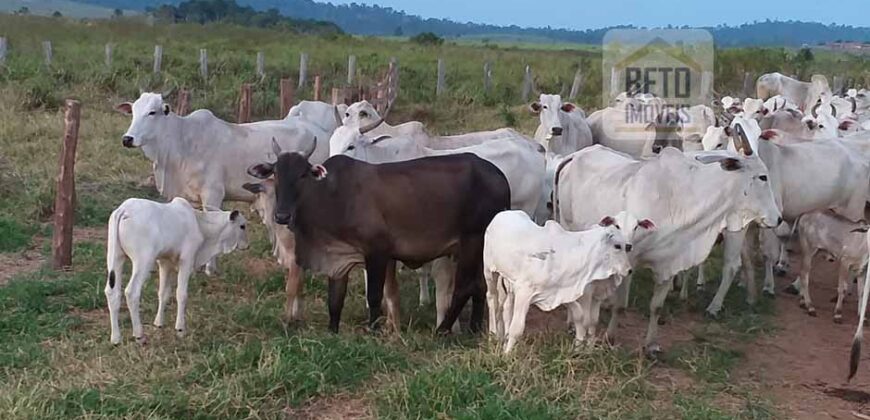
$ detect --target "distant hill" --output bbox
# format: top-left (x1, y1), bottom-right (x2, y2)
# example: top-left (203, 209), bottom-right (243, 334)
top-left (0, 0), bottom-right (136, 18)
top-left (63, 0), bottom-right (870, 46)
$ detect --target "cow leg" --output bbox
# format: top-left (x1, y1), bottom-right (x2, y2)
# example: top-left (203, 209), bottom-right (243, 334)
top-left (835, 264), bottom-right (851, 323)
top-left (761, 229), bottom-right (783, 297)
top-left (605, 273), bottom-right (631, 342)
top-left (696, 264), bottom-right (706, 287)
top-left (126, 259), bottom-right (154, 344)
top-left (437, 237), bottom-right (485, 335)
top-left (484, 266), bottom-right (499, 336)
top-left (797, 249), bottom-right (816, 316)
top-left (678, 271), bottom-right (690, 301)
top-left (432, 257), bottom-right (459, 333)
top-left (382, 260), bottom-right (401, 332)
top-left (327, 275), bottom-right (349, 333)
top-left (742, 239), bottom-right (758, 305)
top-left (419, 267), bottom-right (431, 306)
top-left (566, 301), bottom-right (587, 346)
top-left (284, 262), bottom-right (304, 322)
top-left (153, 260), bottom-right (173, 328)
top-left (200, 191), bottom-right (225, 276)
top-left (105, 259), bottom-right (125, 345)
top-left (501, 287), bottom-right (515, 344)
top-left (587, 297), bottom-right (603, 343)
top-left (644, 278), bottom-right (672, 358)
top-left (706, 229), bottom-right (747, 317)
top-left (174, 260), bottom-right (194, 337)
top-left (364, 256), bottom-right (389, 331)
top-left (504, 289), bottom-right (533, 354)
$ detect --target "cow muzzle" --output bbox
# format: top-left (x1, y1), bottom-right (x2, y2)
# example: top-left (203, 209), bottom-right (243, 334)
top-left (274, 213), bottom-right (292, 225)
top-left (122, 136), bottom-right (135, 148)
top-left (550, 127), bottom-right (563, 136)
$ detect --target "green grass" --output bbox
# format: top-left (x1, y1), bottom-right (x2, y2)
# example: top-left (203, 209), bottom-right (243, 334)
top-left (1, 14), bottom-right (851, 418)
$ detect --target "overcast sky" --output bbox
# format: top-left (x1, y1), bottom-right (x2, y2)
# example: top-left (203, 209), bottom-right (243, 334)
top-left (327, 0), bottom-right (865, 30)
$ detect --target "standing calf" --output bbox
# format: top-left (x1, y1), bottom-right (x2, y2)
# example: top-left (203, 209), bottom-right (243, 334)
top-left (484, 210), bottom-right (640, 353)
top-left (794, 210), bottom-right (869, 322)
top-left (105, 197), bottom-right (248, 344)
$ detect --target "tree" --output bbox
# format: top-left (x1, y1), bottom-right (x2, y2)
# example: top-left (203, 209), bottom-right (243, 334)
top-left (410, 32), bottom-right (444, 46)
top-left (393, 26), bottom-right (403, 36)
top-left (114, 8), bottom-right (124, 18)
top-left (16, 7), bottom-right (29, 15)
top-left (52, 11), bottom-right (63, 18)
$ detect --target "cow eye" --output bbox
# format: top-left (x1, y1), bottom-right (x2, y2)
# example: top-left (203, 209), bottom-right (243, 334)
top-left (345, 112), bottom-right (350, 117)
top-left (360, 111), bottom-right (368, 118)
top-left (614, 224), bottom-right (621, 230)
top-left (240, 225), bottom-right (246, 230)
top-left (542, 105), bottom-right (548, 109)
top-left (818, 125), bottom-right (824, 129)
top-left (148, 111), bottom-right (156, 116)
top-left (347, 145), bottom-right (355, 151)
top-left (759, 175), bottom-right (768, 181)
top-left (614, 244), bottom-right (622, 250)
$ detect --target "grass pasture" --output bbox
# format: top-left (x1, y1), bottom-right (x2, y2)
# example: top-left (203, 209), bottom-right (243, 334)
top-left (0, 14), bottom-right (867, 418)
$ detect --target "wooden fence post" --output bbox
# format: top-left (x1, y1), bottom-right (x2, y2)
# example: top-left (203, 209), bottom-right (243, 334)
top-left (376, 82), bottom-right (386, 114)
top-left (280, 78), bottom-right (294, 117)
top-left (256, 51), bottom-right (265, 78)
top-left (52, 99), bottom-right (81, 270)
top-left (104, 43), bottom-right (113, 68)
top-left (701, 71), bottom-right (714, 102)
top-left (42, 41), bottom-right (52, 66)
top-left (833, 75), bottom-right (844, 95)
top-left (199, 49), bottom-right (208, 80)
top-left (238, 83), bottom-right (252, 123)
top-left (175, 89), bottom-right (190, 116)
top-left (483, 61), bottom-right (493, 93)
top-left (0, 37), bottom-right (6, 66)
top-left (389, 57), bottom-right (399, 98)
top-left (313, 75), bottom-right (321, 101)
top-left (436, 58), bottom-right (446, 96)
top-left (331, 88), bottom-right (340, 105)
top-left (521, 65), bottom-right (533, 102)
top-left (347, 55), bottom-right (356, 85)
top-left (569, 68), bottom-right (583, 100)
top-left (298, 52), bottom-right (308, 88)
top-left (153, 45), bottom-right (163, 74)
top-left (742, 72), bottom-right (754, 98)
top-left (610, 67), bottom-right (620, 100)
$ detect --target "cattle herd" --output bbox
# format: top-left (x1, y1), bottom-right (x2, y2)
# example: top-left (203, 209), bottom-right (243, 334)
top-left (106, 71), bottom-right (870, 380)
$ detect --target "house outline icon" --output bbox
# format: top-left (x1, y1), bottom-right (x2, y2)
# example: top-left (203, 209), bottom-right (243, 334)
top-left (612, 37), bottom-right (704, 74)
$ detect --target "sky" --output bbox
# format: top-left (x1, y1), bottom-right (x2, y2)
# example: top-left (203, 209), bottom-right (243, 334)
top-left (328, 0), bottom-right (866, 30)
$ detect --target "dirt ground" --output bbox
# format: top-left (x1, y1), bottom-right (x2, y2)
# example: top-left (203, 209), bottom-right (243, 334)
top-left (0, 226), bottom-right (105, 286)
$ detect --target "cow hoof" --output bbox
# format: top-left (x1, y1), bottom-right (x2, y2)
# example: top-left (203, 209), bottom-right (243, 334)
top-left (175, 329), bottom-right (185, 338)
top-left (807, 308), bottom-right (817, 317)
top-left (834, 315), bottom-right (843, 324)
top-left (830, 295), bottom-right (840, 303)
top-left (799, 301), bottom-right (808, 310)
top-left (705, 310), bottom-right (721, 320)
top-left (762, 289), bottom-right (776, 299)
top-left (784, 284), bottom-right (800, 295)
top-left (773, 268), bottom-right (789, 277)
top-left (135, 335), bottom-right (148, 345)
top-left (644, 344), bottom-right (663, 360)
top-left (110, 336), bottom-right (122, 345)
top-left (435, 327), bottom-right (453, 337)
top-left (657, 317), bottom-right (667, 326)
top-left (603, 334), bottom-right (616, 346)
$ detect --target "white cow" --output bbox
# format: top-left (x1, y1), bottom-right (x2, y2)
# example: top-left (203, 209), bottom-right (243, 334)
top-left (793, 210), bottom-right (869, 322)
top-left (701, 117), bottom-right (870, 314)
top-left (529, 93), bottom-right (593, 155)
top-left (756, 73), bottom-right (832, 112)
top-left (104, 197), bottom-right (248, 344)
top-left (587, 93), bottom-right (660, 158)
top-left (285, 100), bottom-right (349, 136)
top-left (554, 144), bottom-right (782, 356)
top-left (850, 225), bottom-right (870, 380)
top-left (763, 95), bottom-right (800, 115)
top-left (484, 210), bottom-right (639, 353)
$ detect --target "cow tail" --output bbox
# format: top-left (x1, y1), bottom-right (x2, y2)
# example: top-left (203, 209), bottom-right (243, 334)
top-left (552, 155), bottom-right (575, 223)
top-left (850, 257), bottom-right (870, 381)
top-left (106, 209), bottom-right (124, 290)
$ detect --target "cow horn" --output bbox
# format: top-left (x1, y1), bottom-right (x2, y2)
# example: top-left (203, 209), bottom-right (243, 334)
top-left (831, 104), bottom-right (837, 118)
top-left (299, 136), bottom-right (317, 159)
top-left (851, 97), bottom-right (857, 114)
top-left (333, 106), bottom-right (343, 127)
top-left (811, 101), bottom-right (821, 118)
top-left (272, 137), bottom-right (282, 156)
top-left (773, 101), bottom-right (779, 112)
top-left (733, 123), bottom-right (754, 156)
top-left (359, 100), bottom-right (392, 135)
top-left (161, 86), bottom-right (176, 99)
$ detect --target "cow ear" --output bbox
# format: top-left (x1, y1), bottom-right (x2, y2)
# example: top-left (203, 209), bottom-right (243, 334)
top-left (599, 216), bottom-right (615, 227)
top-left (638, 219), bottom-right (656, 230)
top-left (163, 103), bottom-right (171, 116)
top-left (560, 102), bottom-right (576, 113)
top-left (247, 163), bottom-right (274, 179)
top-left (229, 210), bottom-right (240, 222)
top-left (760, 130), bottom-right (777, 140)
top-left (310, 164), bottom-right (328, 180)
top-left (839, 120), bottom-right (853, 131)
top-left (645, 121), bottom-right (657, 131)
top-left (719, 157), bottom-right (742, 172)
top-left (529, 102), bottom-right (542, 114)
top-left (371, 135), bottom-right (392, 144)
top-left (242, 182), bottom-right (265, 194)
top-left (115, 102), bottom-right (133, 115)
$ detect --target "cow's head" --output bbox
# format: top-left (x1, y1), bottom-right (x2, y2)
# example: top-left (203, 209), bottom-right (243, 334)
top-left (802, 101), bottom-right (839, 139)
top-left (342, 100), bottom-right (380, 128)
top-left (530, 94), bottom-right (577, 140)
top-left (649, 110), bottom-right (683, 154)
top-left (694, 151), bottom-right (782, 232)
top-left (599, 211), bottom-right (656, 254)
top-left (198, 209), bottom-right (250, 254)
top-left (808, 75), bottom-right (833, 109)
top-left (116, 93), bottom-right (172, 149)
top-left (742, 98), bottom-right (766, 120)
top-left (247, 139), bottom-right (319, 226)
top-left (242, 179), bottom-right (276, 227)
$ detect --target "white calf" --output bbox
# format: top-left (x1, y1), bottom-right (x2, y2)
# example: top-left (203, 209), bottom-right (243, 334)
top-left (483, 210), bottom-right (637, 353)
top-left (794, 211), bottom-right (868, 322)
top-left (105, 197), bottom-right (248, 344)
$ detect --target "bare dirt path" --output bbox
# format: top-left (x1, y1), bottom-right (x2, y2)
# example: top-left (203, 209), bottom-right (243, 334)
top-left (0, 226), bottom-right (105, 286)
